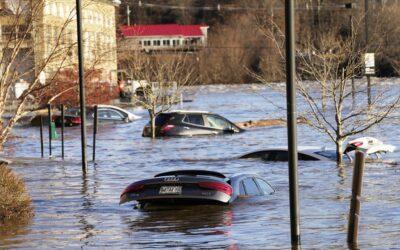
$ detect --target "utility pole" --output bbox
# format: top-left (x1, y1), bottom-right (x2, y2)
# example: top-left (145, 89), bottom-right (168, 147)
top-left (285, 0), bottom-right (301, 246)
top-left (75, 0), bottom-right (87, 172)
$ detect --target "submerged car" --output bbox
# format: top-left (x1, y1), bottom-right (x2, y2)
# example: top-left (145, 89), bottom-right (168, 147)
top-left (120, 170), bottom-right (274, 209)
top-left (63, 104), bottom-right (141, 123)
top-left (142, 110), bottom-right (244, 137)
top-left (240, 137), bottom-right (396, 162)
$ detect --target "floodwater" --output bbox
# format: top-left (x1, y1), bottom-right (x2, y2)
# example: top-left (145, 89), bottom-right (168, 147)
top-left (1, 81), bottom-right (400, 249)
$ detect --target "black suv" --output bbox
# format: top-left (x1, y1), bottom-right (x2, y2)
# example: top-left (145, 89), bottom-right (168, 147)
top-left (142, 110), bottom-right (244, 137)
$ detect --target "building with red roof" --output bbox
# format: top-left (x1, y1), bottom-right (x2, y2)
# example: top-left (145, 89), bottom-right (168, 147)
top-left (119, 24), bottom-right (209, 51)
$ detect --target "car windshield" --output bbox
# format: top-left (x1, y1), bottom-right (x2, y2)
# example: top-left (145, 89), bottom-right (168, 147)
top-left (314, 150), bottom-right (337, 160)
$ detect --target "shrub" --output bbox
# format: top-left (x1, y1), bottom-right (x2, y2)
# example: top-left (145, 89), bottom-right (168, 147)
top-left (0, 163), bottom-right (33, 224)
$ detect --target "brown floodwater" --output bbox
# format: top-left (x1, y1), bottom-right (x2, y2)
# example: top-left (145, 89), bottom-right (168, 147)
top-left (1, 82), bottom-right (399, 249)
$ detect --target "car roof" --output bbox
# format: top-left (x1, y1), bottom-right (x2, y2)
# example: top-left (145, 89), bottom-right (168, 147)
top-left (155, 170), bottom-right (226, 179)
top-left (166, 110), bottom-right (211, 114)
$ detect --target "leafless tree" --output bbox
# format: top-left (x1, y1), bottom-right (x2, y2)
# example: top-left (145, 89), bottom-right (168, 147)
top-left (0, 0), bottom-right (77, 146)
top-left (253, 15), bottom-right (400, 165)
top-left (119, 51), bottom-right (197, 138)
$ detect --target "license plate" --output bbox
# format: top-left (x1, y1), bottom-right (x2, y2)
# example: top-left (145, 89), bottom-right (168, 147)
top-left (159, 186), bottom-right (182, 195)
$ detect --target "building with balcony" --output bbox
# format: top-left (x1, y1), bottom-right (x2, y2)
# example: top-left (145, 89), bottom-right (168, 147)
top-left (119, 24), bottom-right (209, 52)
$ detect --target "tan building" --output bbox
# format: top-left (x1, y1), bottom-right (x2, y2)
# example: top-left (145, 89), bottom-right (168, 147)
top-left (0, 0), bottom-right (120, 86)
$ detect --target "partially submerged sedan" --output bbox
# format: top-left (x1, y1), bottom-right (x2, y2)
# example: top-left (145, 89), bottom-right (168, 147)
top-left (120, 170), bottom-right (274, 209)
top-left (240, 137), bottom-right (396, 162)
top-left (62, 104), bottom-right (141, 123)
top-left (142, 110), bottom-right (244, 137)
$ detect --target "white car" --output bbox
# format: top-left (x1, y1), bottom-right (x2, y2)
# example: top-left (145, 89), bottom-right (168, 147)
top-left (240, 137), bottom-right (395, 162)
top-left (96, 105), bottom-right (141, 122)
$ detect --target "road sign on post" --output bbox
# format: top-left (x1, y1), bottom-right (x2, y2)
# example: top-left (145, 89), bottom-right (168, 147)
top-left (364, 53), bottom-right (375, 75)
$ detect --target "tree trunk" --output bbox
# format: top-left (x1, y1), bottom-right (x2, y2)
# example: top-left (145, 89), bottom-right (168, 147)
top-left (336, 138), bottom-right (344, 166)
top-left (149, 110), bottom-right (156, 139)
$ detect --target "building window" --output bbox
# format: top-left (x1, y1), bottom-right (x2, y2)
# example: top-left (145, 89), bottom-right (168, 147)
top-left (173, 40), bottom-right (180, 46)
top-left (163, 40), bottom-right (170, 46)
top-left (153, 40), bottom-right (160, 46)
top-left (143, 40), bottom-right (151, 46)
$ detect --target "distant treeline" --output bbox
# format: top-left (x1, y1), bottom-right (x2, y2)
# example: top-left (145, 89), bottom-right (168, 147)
top-left (118, 0), bottom-right (400, 84)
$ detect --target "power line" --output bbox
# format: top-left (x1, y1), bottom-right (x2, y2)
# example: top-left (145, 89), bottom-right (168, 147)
top-left (136, 2), bottom-right (355, 12)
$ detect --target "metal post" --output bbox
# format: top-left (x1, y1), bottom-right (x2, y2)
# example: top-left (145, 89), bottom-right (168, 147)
top-left (92, 105), bottom-right (98, 163)
top-left (76, 0), bottom-right (87, 171)
top-left (285, 0), bottom-right (301, 246)
top-left (61, 105), bottom-right (65, 159)
top-left (347, 151), bottom-right (366, 247)
top-left (39, 116), bottom-right (44, 158)
top-left (47, 104), bottom-right (52, 157)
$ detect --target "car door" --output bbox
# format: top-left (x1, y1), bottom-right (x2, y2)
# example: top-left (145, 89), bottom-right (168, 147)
top-left (181, 114), bottom-right (213, 135)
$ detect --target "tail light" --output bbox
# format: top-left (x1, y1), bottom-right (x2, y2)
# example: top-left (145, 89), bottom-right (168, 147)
top-left (198, 182), bottom-right (233, 196)
top-left (352, 142), bottom-right (363, 147)
top-left (160, 124), bottom-right (175, 134)
top-left (121, 182), bottom-right (144, 197)
top-left (71, 117), bottom-right (81, 123)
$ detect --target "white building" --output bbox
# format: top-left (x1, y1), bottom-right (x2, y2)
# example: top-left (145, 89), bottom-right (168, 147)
top-left (119, 24), bottom-right (209, 52)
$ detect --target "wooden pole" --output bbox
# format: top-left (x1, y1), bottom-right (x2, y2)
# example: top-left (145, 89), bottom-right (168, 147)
top-left (347, 151), bottom-right (366, 246)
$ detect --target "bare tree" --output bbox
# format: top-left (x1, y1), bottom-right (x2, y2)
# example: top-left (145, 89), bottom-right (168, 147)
top-left (0, 0), bottom-right (77, 146)
top-left (254, 16), bottom-right (400, 165)
top-left (119, 51), bottom-right (197, 138)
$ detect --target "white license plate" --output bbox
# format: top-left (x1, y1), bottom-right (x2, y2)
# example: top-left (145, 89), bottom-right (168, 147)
top-left (159, 186), bottom-right (182, 195)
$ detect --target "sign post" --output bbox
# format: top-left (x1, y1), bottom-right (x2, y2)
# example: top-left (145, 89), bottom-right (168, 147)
top-left (364, 53), bottom-right (375, 106)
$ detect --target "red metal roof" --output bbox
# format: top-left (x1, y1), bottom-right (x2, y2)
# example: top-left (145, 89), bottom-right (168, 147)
top-left (120, 24), bottom-right (207, 38)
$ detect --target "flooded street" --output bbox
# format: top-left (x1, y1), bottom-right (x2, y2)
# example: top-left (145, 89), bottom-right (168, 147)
top-left (1, 83), bottom-right (399, 249)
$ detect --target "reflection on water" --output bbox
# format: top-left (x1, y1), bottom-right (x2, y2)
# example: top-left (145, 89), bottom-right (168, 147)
top-left (1, 84), bottom-right (400, 248)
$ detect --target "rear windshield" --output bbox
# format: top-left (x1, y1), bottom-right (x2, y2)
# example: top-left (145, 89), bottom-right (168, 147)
top-left (155, 114), bottom-right (172, 126)
top-left (314, 150), bottom-right (337, 160)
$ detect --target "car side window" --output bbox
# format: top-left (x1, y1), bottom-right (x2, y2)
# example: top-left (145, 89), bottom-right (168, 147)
top-left (298, 153), bottom-right (319, 161)
top-left (109, 110), bottom-right (125, 120)
top-left (98, 109), bottom-right (109, 119)
top-left (243, 178), bottom-right (261, 196)
top-left (183, 114), bottom-right (204, 126)
top-left (98, 109), bottom-right (124, 120)
top-left (239, 181), bottom-right (246, 195)
top-left (255, 178), bottom-right (274, 195)
top-left (268, 150), bottom-right (289, 161)
top-left (205, 115), bottom-right (231, 130)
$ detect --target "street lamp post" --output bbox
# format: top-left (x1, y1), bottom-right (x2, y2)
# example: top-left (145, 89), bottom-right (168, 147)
top-left (285, 0), bottom-right (301, 246)
top-left (75, 0), bottom-right (87, 171)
